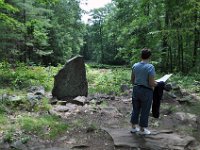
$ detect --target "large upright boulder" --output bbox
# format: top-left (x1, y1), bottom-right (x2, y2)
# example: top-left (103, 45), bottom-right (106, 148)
top-left (52, 56), bottom-right (88, 100)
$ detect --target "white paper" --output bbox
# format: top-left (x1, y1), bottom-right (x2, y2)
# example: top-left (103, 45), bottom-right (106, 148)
top-left (156, 74), bottom-right (172, 82)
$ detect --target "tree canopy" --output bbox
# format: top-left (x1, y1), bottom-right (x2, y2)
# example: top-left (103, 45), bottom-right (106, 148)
top-left (0, 0), bottom-right (199, 73)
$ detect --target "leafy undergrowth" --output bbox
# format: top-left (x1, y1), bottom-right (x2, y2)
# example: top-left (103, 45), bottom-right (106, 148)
top-left (86, 66), bottom-right (131, 94)
top-left (0, 62), bottom-right (61, 91)
top-left (170, 73), bottom-right (200, 95)
top-left (18, 114), bottom-right (69, 139)
top-left (0, 101), bottom-right (69, 144)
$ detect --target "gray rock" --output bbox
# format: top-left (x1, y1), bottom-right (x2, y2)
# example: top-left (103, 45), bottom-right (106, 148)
top-left (71, 96), bottom-right (86, 106)
top-left (197, 116), bottom-right (200, 132)
top-left (177, 95), bottom-right (196, 104)
top-left (27, 93), bottom-right (43, 101)
top-left (103, 128), bottom-right (196, 149)
top-left (54, 104), bottom-right (77, 113)
top-left (120, 84), bottom-right (130, 93)
top-left (26, 86), bottom-right (45, 109)
top-left (0, 94), bottom-right (23, 103)
top-left (0, 93), bottom-right (8, 101)
top-left (8, 95), bottom-right (22, 102)
top-left (110, 96), bottom-right (115, 100)
top-left (163, 92), bottom-right (177, 100)
top-left (28, 86), bottom-right (45, 96)
top-left (43, 148), bottom-right (70, 150)
top-left (174, 112), bottom-right (197, 127)
top-left (54, 105), bottom-right (70, 112)
top-left (0, 141), bottom-right (10, 150)
top-left (11, 140), bottom-right (28, 150)
top-left (49, 98), bottom-right (58, 105)
top-left (100, 106), bottom-right (122, 118)
top-left (52, 56), bottom-right (88, 100)
top-left (164, 83), bottom-right (172, 91)
top-left (161, 112), bottom-right (198, 129)
top-left (29, 145), bottom-right (46, 150)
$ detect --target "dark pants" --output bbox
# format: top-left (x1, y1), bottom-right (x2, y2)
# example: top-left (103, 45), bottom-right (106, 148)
top-left (130, 86), bottom-right (153, 127)
top-left (152, 81), bottom-right (165, 118)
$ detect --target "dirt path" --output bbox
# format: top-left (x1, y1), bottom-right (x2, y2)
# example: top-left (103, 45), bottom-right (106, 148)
top-left (1, 91), bottom-right (199, 150)
top-left (47, 93), bottom-right (200, 150)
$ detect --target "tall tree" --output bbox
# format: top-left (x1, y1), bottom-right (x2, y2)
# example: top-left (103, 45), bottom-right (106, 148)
top-left (0, 0), bottom-right (22, 62)
top-left (48, 0), bottom-right (84, 65)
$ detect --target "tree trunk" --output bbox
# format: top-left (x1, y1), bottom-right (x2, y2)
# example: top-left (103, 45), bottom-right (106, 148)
top-left (99, 19), bottom-right (104, 63)
top-left (162, 1), bottom-right (170, 72)
top-left (169, 46), bottom-right (173, 72)
top-left (23, 0), bottom-right (27, 62)
top-left (192, 4), bottom-right (199, 68)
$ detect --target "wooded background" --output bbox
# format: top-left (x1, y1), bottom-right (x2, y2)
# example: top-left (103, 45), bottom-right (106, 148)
top-left (0, 0), bottom-right (199, 73)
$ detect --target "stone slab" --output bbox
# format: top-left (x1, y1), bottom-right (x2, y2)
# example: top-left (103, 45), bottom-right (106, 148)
top-left (103, 128), bottom-right (195, 150)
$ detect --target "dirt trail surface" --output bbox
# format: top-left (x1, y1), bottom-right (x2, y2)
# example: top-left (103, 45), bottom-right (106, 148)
top-left (46, 92), bottom-right (200, 150)
top-left (1, 91), bottom-right (200, 150)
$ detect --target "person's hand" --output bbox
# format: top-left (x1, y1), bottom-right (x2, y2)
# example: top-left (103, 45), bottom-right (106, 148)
top-left (156, 81), bottom-right (165, 87)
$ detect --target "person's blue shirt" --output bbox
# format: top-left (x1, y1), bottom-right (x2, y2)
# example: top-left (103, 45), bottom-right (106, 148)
top-left (132, 62), bottom-right (155, 88)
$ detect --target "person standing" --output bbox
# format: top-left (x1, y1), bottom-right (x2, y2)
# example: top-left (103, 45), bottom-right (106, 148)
top-left (130, 48), bottom-right (157, 135)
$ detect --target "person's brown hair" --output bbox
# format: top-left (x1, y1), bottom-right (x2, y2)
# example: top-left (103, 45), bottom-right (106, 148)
top-left (141, 48), bottom-right (151, 59)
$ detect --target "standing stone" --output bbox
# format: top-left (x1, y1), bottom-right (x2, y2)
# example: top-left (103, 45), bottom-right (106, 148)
top-left (52, 56), bottom-right (88, 100)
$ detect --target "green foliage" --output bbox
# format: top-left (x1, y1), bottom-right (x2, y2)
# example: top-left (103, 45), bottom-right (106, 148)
top-left (3, 128), bottom-right (15, 143)
top-left (0, 0), bottom-right (84, 65)
top-left (182, 102), bottom-right (200, 115)
top-left (47, 0), bottom-right (84, 65)
top-left (18, 115), bottom-right (69, 139)
top-left (33, 98), bottom-right (52, 112)
top-left (82, 0), bottom-right (200, 74)
top-left (0, 62), bottom-right (53, 90)
top-left (170, 73), bottom-right (200, 94)
top-left (0, 0), bottom-right (20, 26)
top-left (161, 103), bottom-right (178, 114)
top-left (0, 114), bottom-right (7, 126)
top-left (71, 119), bottom-right (85, 128)
top-left (87, 66), bottom-right (131, 94)
top-left (87, 123), bottom-right (98, 131)
top-left (0, 103), bottom-right (6, 114)
top-left (99, 101), bottom-right (108, 108)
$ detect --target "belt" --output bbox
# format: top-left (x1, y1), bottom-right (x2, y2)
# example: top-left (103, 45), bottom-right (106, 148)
top-left (134, 84), bottom-right (153, 91)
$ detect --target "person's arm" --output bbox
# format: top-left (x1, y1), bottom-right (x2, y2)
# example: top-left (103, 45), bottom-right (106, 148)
top-left (149, 76), bottom-right (157, 88)
top-left (131, 70), bottom-right (135, 84)
top-left (148, 65), bottom-right (157, 88)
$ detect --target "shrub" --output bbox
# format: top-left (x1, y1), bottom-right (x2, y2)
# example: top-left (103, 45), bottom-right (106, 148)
top-left (0, 62), bottom-right (54, 91)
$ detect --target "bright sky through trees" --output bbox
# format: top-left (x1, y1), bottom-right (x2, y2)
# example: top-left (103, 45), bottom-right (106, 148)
top-left (80, 0), bottom-right (112, 23)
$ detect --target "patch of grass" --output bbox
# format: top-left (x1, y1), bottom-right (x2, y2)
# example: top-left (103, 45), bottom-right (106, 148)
top-left (0, 62), bottom-right (56, 91)
top-left (0, 104), bottom-right (8, 128)
top-left (170, 73), bottom-right (200, 95)
top-left (176, 125), bottom-right (197, 136)
top-left (87, 123), bottom-right (98, 132)
top-left (181, 102), bottom-right (200, 115)
top-left (71, 119), bottom-right (85, 128)
top-left (0, 104), bottom-right (6, 114)
top-left (3, 128), bottom-right (15, 143)
top-left (17, 115), bottom-right (69, 139)
top-left (33, 98), bottom-right (52, 112)
top-left (99, 101), bottom-right (108, 108)
top-left (0, 114), bottom-right (7, 125)
top-left (20, 136), bottom-right (31, 144)
top-left (160, 103), bottom-right (178, 113)
top-left (87, 67), bottom-right (131, 94)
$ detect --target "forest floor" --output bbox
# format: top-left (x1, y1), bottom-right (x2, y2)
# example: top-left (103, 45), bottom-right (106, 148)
top-left (46, 90), bottom-right (200, 150)
top-left (1, 89), bottom-right (200, 150)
